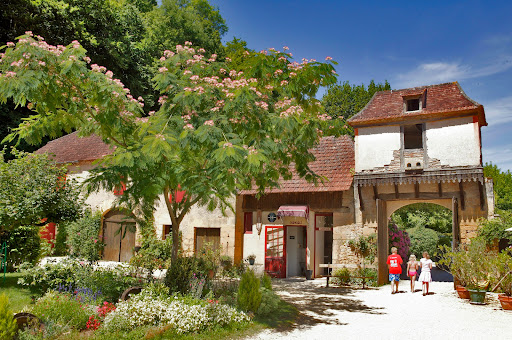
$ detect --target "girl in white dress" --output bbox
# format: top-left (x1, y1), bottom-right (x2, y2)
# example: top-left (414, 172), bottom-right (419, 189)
top-left (418, 251), bottom-right (433, 296)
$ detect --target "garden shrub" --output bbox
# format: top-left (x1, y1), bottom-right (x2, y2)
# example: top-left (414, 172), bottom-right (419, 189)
top-left (31, 291), bottom-right (90, 330)
top-left (65, 211), bottom-right (103, 263)
top-left (256, 288), bottom-right (280, 316)
top-left (74, 266), bottom-right (140, 302)
top-left (165, 256), bottom-right (210, 296)
top-left (212, 279), bottom-right (239, 306)
top-left (53, 224), bottom-right (68, 256)
top-left (103, 288), bottom-right (249, 334)
top-left (2, 225), bottom-right (41, 271)
top-left (388, 223), bottom-right (410, 260)
top-left (331, 267), bottom-right (351, 285)
top-left (237, 269), bottom-right (261, 313)
top-left (407, 226), bottom-right (439, 258)
top-left (354, 268), bottom-right (378, 287)
top-left (260, 272), bottom-right (272, 290)
top-left (17, 259), bottom-right (81, 294)
top-left (0, 294), bottom-right (17, 339)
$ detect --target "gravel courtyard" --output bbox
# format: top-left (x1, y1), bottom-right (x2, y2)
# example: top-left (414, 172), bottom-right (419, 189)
top-left (251, 278), bottom-right (512, 340)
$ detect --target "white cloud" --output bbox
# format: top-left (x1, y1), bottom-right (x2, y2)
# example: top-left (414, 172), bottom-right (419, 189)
top-left (482, 96), bottom-right (512, 126)
top-left (483, 144), bottom-right (512, 172)
top-left (395, 56), bottom-right (512, 89)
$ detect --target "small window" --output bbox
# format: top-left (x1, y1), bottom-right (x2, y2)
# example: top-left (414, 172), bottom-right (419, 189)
top-left (404, 124), bottom-right (423, 149)
top-left (244, 212), bottom-right (253, 234)
top-left (162, 224), bottom-right (172, 240)
top-left (406, 98), bottom-right (420, 111)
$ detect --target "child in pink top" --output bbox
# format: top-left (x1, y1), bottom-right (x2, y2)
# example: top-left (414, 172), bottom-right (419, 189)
top-left (406, 254), bottom-right (419, 292)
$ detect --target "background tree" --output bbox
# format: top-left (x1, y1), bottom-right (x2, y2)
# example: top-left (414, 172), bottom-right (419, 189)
top-left (0, 149), bottom-right (83, 234)
top-left (0, 34), bottom-right (341, 260)
top-left (484, 162), bottom-right (512, 212)
top-left (0, 0), bottom-right (227, 154)
top-left (321, 80), bottom-right (391, 134)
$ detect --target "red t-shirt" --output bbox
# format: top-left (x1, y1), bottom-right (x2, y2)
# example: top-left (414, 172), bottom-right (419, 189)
top-left (387, 253), bottom-right (403, 274)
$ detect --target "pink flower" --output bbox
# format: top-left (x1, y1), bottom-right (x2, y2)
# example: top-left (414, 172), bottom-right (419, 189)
top-left (325, 56), bottom-right (333, 61)
top-left (204, 120), bottom-right (214, 126)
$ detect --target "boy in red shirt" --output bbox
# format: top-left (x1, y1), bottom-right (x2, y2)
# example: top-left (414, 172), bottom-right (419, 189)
top-left (387, 247), bottom-right (403, 294)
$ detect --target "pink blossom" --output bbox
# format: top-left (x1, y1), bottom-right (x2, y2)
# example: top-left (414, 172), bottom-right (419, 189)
top-left (280, 80), bottom-right (288, 86)
top-left (325, 56), bottom-right (333, 61)
top-left (159, 67), bottom-right (168, 73)
top-left (204, 120), bottom-right (214, 126)
top-left (184, 124), bottom-right (194, 130)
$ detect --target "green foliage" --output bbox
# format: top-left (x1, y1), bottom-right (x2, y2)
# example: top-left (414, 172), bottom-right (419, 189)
top-left (354, 267), bottom-right (378, 287)
top-left (0, 294), bottom-right (17, 339)
top-left (237, 269), bottom-right (261, 313)
top-left (197, 242), bottom-right (221, 273)
top-left (65, 211), bottom-right (103, 262)
top-left (331, 267), bottom-right (351, 285)
top-left (256, 287), bottom-right (279, 316)
top-left (348, 234), bottom-right (376, 266)
top-left (0, 149), bottom-right (83, 234)
top-left (407, 226), bottom-right (439, 259)
top-left (438, 238), bottom-right (493, 289)
top-left (52, 224), bottom-right (68, 256)
top-left (31, 291), bottom-right (90, 330)
top-left (17, 259), bottom-right (139, 301)
top-left (260, 272), bottom-right (272, 291)
top-left (321, 80), bottom-right (391, 128)
top-left (164, 256), bottom-right (210, 295)
top-left (2, 225), bottom-right (41, 271)
top-left (0, 33), bottom-right (340, 262)
top-left (391, 203), bottom-right (452, 234)
top-left (490, 248), bottom-right (512, 296)
top-left (129, 223), bottom-right (174, 274)
top-left (484, 162), bottom-right (512, 212)
top-left (478, 211), bottom-right (512, 246)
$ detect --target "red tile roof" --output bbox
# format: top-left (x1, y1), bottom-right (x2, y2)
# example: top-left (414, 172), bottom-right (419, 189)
top-left (348, 82), bottom-right (486, 127)
top-left (35, 131), bottom-right (114, 163)
top-left (240, 135), bottom-right (354, 194)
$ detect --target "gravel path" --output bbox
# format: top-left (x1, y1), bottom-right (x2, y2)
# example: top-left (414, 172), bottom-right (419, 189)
top-left (250, 278), bottom-right (512, 340)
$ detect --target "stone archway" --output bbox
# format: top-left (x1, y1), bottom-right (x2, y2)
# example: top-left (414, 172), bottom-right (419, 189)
top-left (101, 209), bottom-right (136, 262)
top-left (353, 175), bottom-right (494, 285)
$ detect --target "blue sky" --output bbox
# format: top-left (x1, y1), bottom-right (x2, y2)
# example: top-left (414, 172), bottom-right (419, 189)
top-left (211, 0), bottom-right (512, 172)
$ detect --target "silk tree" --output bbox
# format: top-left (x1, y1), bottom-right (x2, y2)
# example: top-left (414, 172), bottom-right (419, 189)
top-left (0, 33), bottom-right (348, 259)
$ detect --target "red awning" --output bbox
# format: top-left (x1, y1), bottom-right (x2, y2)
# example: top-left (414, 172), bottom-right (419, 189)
top-left (277, 205), bottom-right (309, 219)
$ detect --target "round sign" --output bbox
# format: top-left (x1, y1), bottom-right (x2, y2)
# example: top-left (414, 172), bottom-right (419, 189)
top-left (267, 212), bottom-right (277, 222)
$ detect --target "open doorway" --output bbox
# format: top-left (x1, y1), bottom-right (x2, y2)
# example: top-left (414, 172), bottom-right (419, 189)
top-left (389, 203), bottom-right (453, 282)
top-left (286, 226), bottom-right (307, 277)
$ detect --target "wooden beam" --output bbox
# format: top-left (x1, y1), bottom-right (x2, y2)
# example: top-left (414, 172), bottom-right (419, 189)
top-left (394, 184), bottom-right (399, 199)
top-left (478, 181), bottom-right (485, 211)
top-left (358, 185), bottom-right (365, 211)
top-left (459, 182), bottom-right (465, 211)
top-left (376, 192), bottom-right (461, 201)
top-left (373, 185), bottom-right (378, 201)
top-left (438, 182), bottom-right (443, 198)
top-left (414, 182), bottom-right (420, 198)
top-left (377, 199), bottom-right (388, 286)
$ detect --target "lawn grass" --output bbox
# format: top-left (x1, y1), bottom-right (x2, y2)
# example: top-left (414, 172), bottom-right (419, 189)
top-left (0, 272), bottom-right (36, 312)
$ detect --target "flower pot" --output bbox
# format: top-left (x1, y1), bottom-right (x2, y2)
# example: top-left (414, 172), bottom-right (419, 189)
top-left (467, 289), bottom-right (487, 305)
top-left (208, 269), bottom-right (215, 279)
top-left (248, 258), bottom-right (255, 265)
top-left (305, 269), bottom-right (313, 280)
top-left (456, 285), bottom-right (470, 299)
top-left (120, 286), bottom-right (144, 301)
top-left (498, 294), bottom-right (512, 310)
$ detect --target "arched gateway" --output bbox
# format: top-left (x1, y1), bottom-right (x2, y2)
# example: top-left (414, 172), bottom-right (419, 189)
top-left (236, 82), bottom-right (495, 282)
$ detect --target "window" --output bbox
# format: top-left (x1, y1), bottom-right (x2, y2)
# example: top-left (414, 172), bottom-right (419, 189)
top-left (244, 212), bottom-right (253, 234)
top-left (403, 124), bottom-right (423, 149)
top-left (162, 224), bottom-right (172, 240)
top-left (406, 98), bottom-right (420, 111)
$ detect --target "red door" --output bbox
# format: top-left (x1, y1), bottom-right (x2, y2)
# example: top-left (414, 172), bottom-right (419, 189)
top-left (265, 226), bottom-right (286, 278)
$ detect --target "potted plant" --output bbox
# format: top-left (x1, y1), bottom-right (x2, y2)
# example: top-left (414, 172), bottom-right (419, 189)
top-left (247, 254), bottom-right (256, 266)
top-left (490, 248), bottom-right (512, 310)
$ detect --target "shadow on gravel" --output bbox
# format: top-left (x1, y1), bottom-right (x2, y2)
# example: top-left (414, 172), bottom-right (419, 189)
top-left (271, 278), bottom-right (385, 332)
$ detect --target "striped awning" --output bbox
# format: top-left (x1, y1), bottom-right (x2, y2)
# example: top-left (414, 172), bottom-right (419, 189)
top-left (277, 205), bottom-right (309, 219)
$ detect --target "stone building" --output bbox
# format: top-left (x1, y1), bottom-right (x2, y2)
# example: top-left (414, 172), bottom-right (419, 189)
top-left (236, 82), bottom-right (494, 283)
top-left (35, 132), bottom-right (236, 263)
top-left (37, 82), bottom-right (494, 283)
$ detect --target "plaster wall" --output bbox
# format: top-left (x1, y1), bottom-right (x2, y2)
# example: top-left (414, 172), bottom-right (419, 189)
top-left (68, 167), bottom-right (236, 258)
top-left (426, 117), bottom-right (480, 167)
top-left (355, 125), bottom-right (400, 172)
